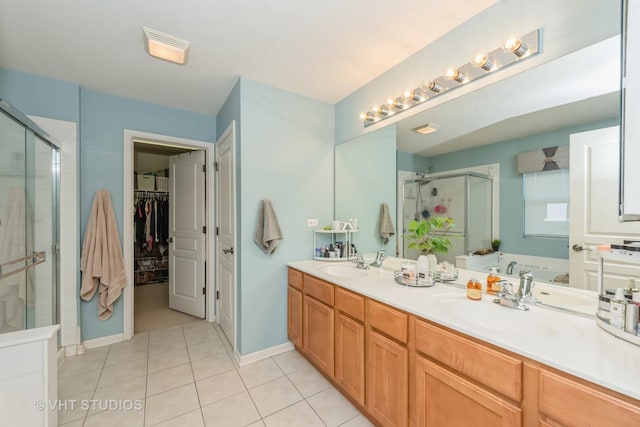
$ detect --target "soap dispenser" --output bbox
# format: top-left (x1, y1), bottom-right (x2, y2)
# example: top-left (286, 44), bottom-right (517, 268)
top-left (487, 267), bottom-right (501, 295)
top-left (610, 288), bottom-right (627, 330)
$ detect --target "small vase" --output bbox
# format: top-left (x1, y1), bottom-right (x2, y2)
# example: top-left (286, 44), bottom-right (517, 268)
top-left (426, 253), bottom-right (438, 272)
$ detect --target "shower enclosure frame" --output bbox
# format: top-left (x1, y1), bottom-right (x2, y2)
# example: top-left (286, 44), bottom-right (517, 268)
top-left (400, 171), bottom-right (495, 261)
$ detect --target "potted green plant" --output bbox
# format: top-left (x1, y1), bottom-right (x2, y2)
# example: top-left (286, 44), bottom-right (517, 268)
top-left (491, 239), bottom-right (501, 252)
top-left (404, 217), bottom-right (457, 255)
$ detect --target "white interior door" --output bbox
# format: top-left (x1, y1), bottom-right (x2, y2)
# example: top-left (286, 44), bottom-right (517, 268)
top-left (168, 150), bottom-right (206, 317)
top-left (569, 126), bottom-right (640, 291)
top-left (216, 124), bottom-right (236, 347)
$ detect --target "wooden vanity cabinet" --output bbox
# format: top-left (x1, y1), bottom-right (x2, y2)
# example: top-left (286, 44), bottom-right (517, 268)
top-left (287, 269), bottom-right (303, 348)
top-left (366, 299), bottom-right (409, 427)
top-left (302, 274), bottom-right (335, 377)
top-left (334, 287), bottom-right (366, 406)
top-left (413, 317), bottom-right (522, 427)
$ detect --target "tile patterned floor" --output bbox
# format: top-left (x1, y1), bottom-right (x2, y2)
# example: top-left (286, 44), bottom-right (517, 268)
top-left (58, 320), bottom-right (373, 427)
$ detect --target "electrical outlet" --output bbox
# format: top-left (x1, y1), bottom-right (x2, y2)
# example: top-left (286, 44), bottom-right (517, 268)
top-left (307, 218), bottom-right (318, 227)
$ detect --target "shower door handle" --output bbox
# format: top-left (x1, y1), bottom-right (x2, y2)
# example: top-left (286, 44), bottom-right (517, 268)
top-left (222, 247), bottom-right (234, 255)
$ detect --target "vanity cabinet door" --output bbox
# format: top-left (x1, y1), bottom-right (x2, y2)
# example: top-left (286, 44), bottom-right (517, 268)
top-left (415, 355), bottom-right (521, 427)
top-left (335, 312), bottom-right (365, 406)
top-left (366, 329), bottom-right (408, 427)
top-left (287, 286), bottom-right (302, 348)
top-left (303, 295), bottom-right (334, 376)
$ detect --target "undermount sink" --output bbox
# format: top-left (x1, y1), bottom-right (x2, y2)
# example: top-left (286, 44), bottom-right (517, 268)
top-left (432, 295), bottom-right (583, 340)
top-left (316, 263), bottom-right (369, 279)
top-left (532, 285), bottom-right (597, 315)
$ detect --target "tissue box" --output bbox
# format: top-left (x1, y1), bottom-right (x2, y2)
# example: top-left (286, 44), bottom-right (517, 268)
top-left (137, 175), bottom-right (155, 191)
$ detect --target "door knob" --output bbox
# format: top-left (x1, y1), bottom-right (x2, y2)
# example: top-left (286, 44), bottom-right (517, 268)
top-left (572, 244), bottom-right (592, 252)
top-left (223, 247), bottom-right (234, 255)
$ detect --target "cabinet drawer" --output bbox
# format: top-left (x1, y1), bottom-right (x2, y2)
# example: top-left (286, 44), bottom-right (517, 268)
top-left (539, 369), bottom-right (640, 426)
top-left (414, 318), bottom-right (522, 402)
top-left (304, 274), bottom-right (334, 306)
top-left (367, 299), bottom-right (408, 344)
top-left (335, 287), bottom-right (365, 322)
top-left (288, 268), bottom-right (303, 290)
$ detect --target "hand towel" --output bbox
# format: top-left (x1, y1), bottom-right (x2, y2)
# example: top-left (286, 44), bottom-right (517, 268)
top-left (379, 202), bottom-right (395, 244)
top-left (81, 189), bottom-right (127, 320)
top-left (254, 199), bottom-right (283, 254)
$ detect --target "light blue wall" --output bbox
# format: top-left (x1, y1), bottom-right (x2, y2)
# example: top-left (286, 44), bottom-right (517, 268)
top-left (397, 151), bottom-right (429, 173)
top-left (427, 118), bottom-right (619, 259)
top-left (334, 0), bottom-right (620, 143)
top-left (0, 68), bottom-right (80, 123)
top-left (238, 78), bottom-right (334, 354)
top-left (79, 89), bottom-right (215, 340)
top-left (335, 126), bottom-right (397, 254)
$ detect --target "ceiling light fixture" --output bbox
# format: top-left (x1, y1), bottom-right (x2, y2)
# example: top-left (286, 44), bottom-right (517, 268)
top-left (359, 29), bottom-right (540, 127)
top-left (412, 123), bottom-right (441, 135)
top-left (143, 26), bottom-right (191, 65)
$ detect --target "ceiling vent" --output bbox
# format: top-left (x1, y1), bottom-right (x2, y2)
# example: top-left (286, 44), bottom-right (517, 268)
top-left (143, 26), bottom-right (190, 65)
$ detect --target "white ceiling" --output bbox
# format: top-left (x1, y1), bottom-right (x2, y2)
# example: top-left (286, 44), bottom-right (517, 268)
top-left (0, 0), bottom-right (496, 116)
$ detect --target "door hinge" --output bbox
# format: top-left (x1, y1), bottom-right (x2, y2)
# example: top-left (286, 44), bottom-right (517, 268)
top-left (216, 226), bottom-right (219, 236)
top-left (203, 226), bottom-right (206, 234)
top-left (202, 287), bottom-right (206, 295)
top-left (202, 164), bottom-right (206, 173)
top-left (213, 161), bottom-right (219, 172)
top-left (216, 291), bottom-right (220, 300)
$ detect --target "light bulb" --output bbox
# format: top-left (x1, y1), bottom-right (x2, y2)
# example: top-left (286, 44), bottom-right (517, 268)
top-left (445, 68), bottom-right (466, 83)
top-left (422, 80), bottom-right (443, 94)
top-left (504, 36), bottom-right (528, 57)
top-left (472, 52), bottom-right (495, 71)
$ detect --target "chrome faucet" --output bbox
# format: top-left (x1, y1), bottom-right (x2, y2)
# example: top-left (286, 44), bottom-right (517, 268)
top-left (353, 253), bottom-right (369, 270)
top-left (506, 261), bottom-right (517, 275)
top-left (369, 250), bottom-right (387, 268)
top-left (493, 280), bottom-right (529, 311)
top-left (516, 271), bottom-right (538, 304)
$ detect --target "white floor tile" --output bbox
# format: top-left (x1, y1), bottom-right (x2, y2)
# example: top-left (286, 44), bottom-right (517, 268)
top-left (191, 351), bottom-right (235, 381)
top-left (201, 391), bottom-right (261, 427)
top-left (97, 357), bottom-right (147, 388)
top-left (287, 365), bottom-right (332, 398)
top-left (245, 421), bottom-right (266, 427)
top-left (263, 400), bottom-right (325, 427)
top-left (58, 368), bottom-right (102, 398)
top-left (147, 363), bottom-right (194, 397)
top-left (271, 350), bottom-right (311, 375)
top-left (59, 420), bottom-right (84, 427)
top-left (105, 343), bottom-right (148, 367)
top-left (339, 414), bottom-right (375, 427)
top-left (248, 376), bottom-right (303, 417)
top-left (307, 387), bottom-right (359, 427)
top-left (196, 369), bottom-right (246, 406)
top-left (153, 409), bottom-right (204, 427)
top-left (144, 383), bottom-right (200, 426)
top-left (83, 407), bottom-right (145, 427)
top-left (187, 338), bottom-right (227, 362)
top-left (91, 376), bottom-right (147, 414)
top-left (238, 358), bottom-right (284, 389)
top-left (56, 390), bottom-right (92, 425)
top-left (59, 347), bottom-right (109, 377)
top-left (184, 328), bottom-right (218, 347)
top-left (148, 346), bottom-right (190, 374)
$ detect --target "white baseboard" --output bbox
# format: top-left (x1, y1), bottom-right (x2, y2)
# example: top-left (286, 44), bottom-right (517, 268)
top-left (83, 333), bottom-right (124, 349)
top-left (234, 341), bottom-right (295, 367)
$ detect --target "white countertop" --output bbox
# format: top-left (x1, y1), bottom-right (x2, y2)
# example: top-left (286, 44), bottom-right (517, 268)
top-left (288, 259), bottom-right (640, 401)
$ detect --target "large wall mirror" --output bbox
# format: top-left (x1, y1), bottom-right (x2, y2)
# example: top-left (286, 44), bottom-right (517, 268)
top-left (335, 0), bottom-right (635, 292)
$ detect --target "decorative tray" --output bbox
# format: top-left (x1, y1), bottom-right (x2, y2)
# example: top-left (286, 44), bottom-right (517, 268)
top-left (393, 269), bottom-right (458, 287)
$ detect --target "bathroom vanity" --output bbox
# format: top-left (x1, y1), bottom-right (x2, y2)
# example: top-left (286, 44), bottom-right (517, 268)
top-left (287, 260), bottom-right (640, 427)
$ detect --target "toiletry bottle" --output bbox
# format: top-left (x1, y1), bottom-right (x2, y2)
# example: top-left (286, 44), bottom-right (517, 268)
top-left (487, 267), bottom-right (501, 295)
top-left (416, 255), bottom-right (430, 286)
top-left (467, 278), bottom-right (482, 301)
top-left (609, 288), bottom-right (627, 330)
top-left (402, 261), bottom-right (416, 284)
top-left (632, 292), bottom-right (640, 336)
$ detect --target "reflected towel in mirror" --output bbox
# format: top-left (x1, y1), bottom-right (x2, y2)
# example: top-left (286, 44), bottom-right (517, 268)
top-left (254, 199), bottom-right (283, 255)
top-left (379, 202), bottom-right (395, 244)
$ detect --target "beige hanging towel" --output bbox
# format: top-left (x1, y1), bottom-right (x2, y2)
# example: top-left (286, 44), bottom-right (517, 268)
top-left (379, 202), bottom-right (395, 244)
top-left (80, 189), bottom-right (127, 320)
top-left (254, 199), bottom-right (283, 254)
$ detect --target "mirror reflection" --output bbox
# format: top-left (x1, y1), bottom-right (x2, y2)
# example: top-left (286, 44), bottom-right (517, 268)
top-left (335, 12), bottom-right (622, 292)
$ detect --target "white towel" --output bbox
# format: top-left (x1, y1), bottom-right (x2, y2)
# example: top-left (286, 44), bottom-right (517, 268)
top-left (80, 189), bottom-right (127, 320)
top-left (254, 199), bottom-right (283, 254)
top-left (379, 202), bottom-right (395, 244)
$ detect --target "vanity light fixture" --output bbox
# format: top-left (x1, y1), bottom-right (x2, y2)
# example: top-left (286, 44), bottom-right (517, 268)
top-left (445, 67), bottom-right (467, 83)
top-left (472, 52), bottom-right (496, 71)
top-left (359, 29), bottom-right (540, 127)
top-left (412, 123), bottom-right (441, 135)
top-left (143, 26), bottom-right (191, 65)
top-left (422, 80), bottom-right (444, 94)
top-left (504, 36), bottom-right (529, 58)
